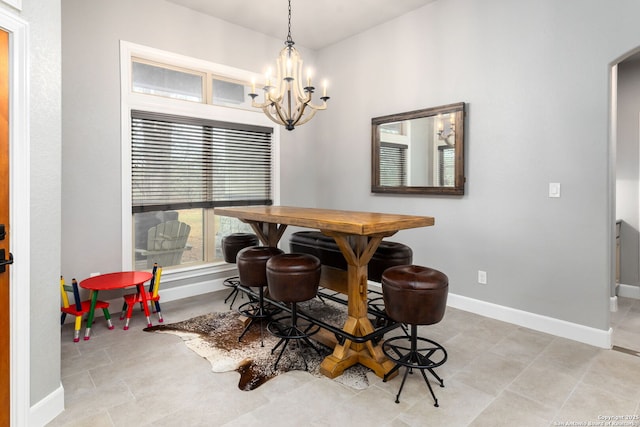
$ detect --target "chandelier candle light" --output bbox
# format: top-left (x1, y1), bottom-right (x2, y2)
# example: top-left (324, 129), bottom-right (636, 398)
top-left (248, 0), bottom-right (330, 131)
top-left (437, 113), bottom-right (456, 146)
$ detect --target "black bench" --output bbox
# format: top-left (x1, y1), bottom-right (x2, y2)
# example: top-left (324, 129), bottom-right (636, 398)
top-left (289, 230), bottom-right (412, 283)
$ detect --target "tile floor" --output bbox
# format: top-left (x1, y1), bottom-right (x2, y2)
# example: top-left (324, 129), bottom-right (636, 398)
top-left (49, 291), bottom-right (640, 426)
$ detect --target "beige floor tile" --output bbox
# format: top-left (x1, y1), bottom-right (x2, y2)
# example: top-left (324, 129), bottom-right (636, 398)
top-left (469, 390), bottom-right (553, 427)
top-left (394, 378), bottom-right (495, 427)
top-left (552, 381), bottom-right (638, 425)
top-left (489, 327), bottom-right (554, 364)
top-left (310, 385), bottom-right (410, 426)
top-left (452, 351), bottom-right (528, 397)
top-left (46, 410), bottom-right (114, 427)
top-left (507, 363), bottom-right (580, 409)
top-left (534, 338), bottom-right (600, 379)
top-left (581, 349), bottom-right (640, 401)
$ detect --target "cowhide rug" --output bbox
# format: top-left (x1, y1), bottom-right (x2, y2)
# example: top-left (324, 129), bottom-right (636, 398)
top-left (144, 298), bottom-right (370, 391)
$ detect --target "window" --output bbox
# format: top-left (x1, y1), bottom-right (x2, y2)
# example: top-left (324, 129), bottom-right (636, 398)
top-left (211, 76), bottom-right (254, 109)
top-left (131, 111), bottom-right (273, 269)
top-left (132, 60), bottom-right (204, 102)
top-left (122, 42), bottom-right (278, 272)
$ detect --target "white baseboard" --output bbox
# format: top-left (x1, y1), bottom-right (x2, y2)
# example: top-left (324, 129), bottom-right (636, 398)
top-left (368, 283), bottom-right (611, 348)
top-left (29, 383), bottom-right (64, 427)
top-left (447, 293), bottom-right (612, 349)
top-left (618, 283), bottom-right (640, 299)
top-left (159, 277), bottom-right (227, 303)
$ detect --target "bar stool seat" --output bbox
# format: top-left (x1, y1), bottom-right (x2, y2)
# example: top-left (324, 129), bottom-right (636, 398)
top-left (381, 264), bottom-right (449, 407)
top-left (222, 233), bottom-right (259, 309)
top-left (236, 246), bottom-right (284, 345)
top-left (266, 253), bottom-right (322, 370)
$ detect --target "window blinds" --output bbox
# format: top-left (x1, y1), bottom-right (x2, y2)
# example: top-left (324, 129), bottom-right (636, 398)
top-left (438, 146), bottom-right (455, 187)
top-left (131, 110), bottom-right (273, 213)
top-left (379, 142), bottom-right (407, 187)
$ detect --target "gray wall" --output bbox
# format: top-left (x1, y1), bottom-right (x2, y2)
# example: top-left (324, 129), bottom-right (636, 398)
top-left (313, 0), bottom-right (640, 330)
top-left (617, 57), bottom-right (640, 287)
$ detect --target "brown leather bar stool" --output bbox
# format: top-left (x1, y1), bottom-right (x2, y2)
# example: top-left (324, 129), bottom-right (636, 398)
top-left (266, 253), bottom-right (322, 370)
top-left (236, 246), bottom-right (284, 345)
top-left (366, 240), bottom-right (413, 327)
top-left (381, 264), bottom-right (448, 407)
top-left (222, 233), bottom-right (259, 309)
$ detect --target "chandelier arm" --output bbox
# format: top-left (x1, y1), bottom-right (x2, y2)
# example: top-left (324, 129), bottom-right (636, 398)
top-left (261, 107), bottom-right (287, 126)
top-left (271, 99), bottom-right (293, 128)
top-left (293, 108), bottom-right (318, 127)
top-left (251, 98), bottom-right (274, 109)
top-left (300, 100), bottom-right (329, 111)
top-left (288, 101), bottom-right (308, 127)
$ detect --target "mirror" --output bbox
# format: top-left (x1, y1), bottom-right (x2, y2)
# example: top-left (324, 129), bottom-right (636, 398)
top-left (371, 102), bottom-right (465, 195)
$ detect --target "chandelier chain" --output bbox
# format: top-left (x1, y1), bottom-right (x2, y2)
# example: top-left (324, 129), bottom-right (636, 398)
top-left (286, 0), bottom-right (293, 45)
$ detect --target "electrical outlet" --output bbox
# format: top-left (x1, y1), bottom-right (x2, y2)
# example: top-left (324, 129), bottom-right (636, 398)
top-left (478, 270), bottom-right (487, 284)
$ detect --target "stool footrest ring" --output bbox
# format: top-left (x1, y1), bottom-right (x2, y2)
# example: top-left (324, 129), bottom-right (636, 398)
top-left (267, 317), bottom-right (321, 340)
top-left (237, 300), bottom-right (281, 320)
top-left (222, 277), bottom-right (240, 288)
top-left (382, 330), bottom-right (447, 407)
top-left (382, 336), bottom-right (447, 370)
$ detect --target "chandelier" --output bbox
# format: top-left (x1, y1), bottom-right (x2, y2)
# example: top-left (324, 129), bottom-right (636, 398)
top-left (248, 0), bottom-right (330, 131)
top-left (437, 113), bottom-right (456, 146)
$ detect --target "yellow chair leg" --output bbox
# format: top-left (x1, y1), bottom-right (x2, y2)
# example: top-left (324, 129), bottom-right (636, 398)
top-left (73, 316), bottom-right (82, 342)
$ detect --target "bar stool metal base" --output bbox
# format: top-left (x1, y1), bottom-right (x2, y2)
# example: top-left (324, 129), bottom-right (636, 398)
top-left (382, 325), bottom-right (447, 407)
top-left (237, 287), bottom-right (280, 345)
top-left (222, 276), bottom-right (244, 309)
top-left (267, 304), bottom-right (321, 371)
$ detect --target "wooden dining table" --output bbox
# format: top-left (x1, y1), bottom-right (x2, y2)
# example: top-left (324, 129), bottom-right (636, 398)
top-left (80, 271), bottom-right (153, 340)
top-left (215, 205), bottom-right (435, 379)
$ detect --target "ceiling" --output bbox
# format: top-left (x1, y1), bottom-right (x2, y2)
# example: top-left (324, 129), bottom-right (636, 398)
top-left (165, 0), bottom-right (437, 50)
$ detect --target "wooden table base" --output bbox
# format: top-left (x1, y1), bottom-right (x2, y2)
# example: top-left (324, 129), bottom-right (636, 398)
top-left (314, 315), bottom-right (398, 380)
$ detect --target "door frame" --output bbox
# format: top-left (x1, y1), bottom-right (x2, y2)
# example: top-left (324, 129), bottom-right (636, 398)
top-left (0, 9), bottom-right (29, 426)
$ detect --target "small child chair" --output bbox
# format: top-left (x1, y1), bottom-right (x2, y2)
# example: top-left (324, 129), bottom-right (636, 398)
top-left (60, 276), bottom-right (114, 342)
top-left (120, 263), bottom-right (163, 330)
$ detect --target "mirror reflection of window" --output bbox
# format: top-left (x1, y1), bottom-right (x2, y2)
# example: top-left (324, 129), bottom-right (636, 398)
top-left (434, 113), bottom-right (456, 187)
top-left (380, 121), bottom-right (406, 135)
top-left (438, 146), bottom-right (455, 186)
top-left (379, 142), bottom-right (407, 186)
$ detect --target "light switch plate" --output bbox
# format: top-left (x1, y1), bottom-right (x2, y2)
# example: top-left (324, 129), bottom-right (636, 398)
top-left (478, 270), bottom-right (487, 284)
top-left (549, 182), bottom-right (561, 198)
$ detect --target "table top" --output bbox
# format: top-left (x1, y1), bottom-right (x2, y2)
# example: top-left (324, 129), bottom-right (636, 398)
top-left (80, 271), bottom-right (153, 291)
top-left (214, 205), bottom-right (434, 236)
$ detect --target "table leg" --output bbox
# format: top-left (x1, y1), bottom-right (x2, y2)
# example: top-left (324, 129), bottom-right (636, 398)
top-left (318, 234), bottom-right (397, 379)
top-left (248, 221), bottom-right (287, 247)
top-left (83, 290), bottom-right (99, 340)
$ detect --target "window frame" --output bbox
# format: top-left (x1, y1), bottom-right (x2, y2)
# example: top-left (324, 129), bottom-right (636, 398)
top-left (120, 41), bottom-right (280, 276)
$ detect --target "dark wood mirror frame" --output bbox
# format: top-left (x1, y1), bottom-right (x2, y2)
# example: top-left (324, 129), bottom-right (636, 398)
top-left (371, 102), bottom-right (466, 195)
